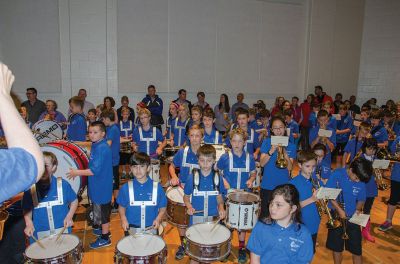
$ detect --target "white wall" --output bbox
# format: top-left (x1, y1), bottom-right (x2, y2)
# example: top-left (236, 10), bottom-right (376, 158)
top-left (357, 0), bottom-right (400, 106)
top-left (0, 0), bottom-right (367, 116)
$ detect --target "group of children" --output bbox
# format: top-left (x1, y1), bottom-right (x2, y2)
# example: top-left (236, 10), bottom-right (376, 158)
top-left (19, 93), bottom-right (400, 264)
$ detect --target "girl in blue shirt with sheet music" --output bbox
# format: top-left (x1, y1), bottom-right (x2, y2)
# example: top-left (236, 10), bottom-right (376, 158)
top-left (247, 184), bottom-right (314, 264)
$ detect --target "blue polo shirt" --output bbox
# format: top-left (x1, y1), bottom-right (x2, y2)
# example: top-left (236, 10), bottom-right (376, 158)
top-left (67, 113), bottom-right (87, 141)
top-left (203, 128), bottom-right (223, 144)
top-left (247, 221), bottom-right (313, 264)
top-left (309, 112), bottom-right (317, 128)
top-left (371, 125), bottom-right (388, 144)
top-left (173, 146), bottom-right (199, 184)
top-left (336, 114), bottom-right (353, 143)
top-left (290, 174), bottom-right (320, 235)
top-left (165, 116), bottom-right (176, 140)
top-left (390, 136), bottom-right (400, 182)
top-left (106, 124), bottom-right (120, 166)
top-left (326, 168), bottom-right (366, 217)
top-left (22, 176), bottom-right (77, 237)
top-left (225, 127), bottom-right (260, 155)
top-left (309, 125), bottom-right (336, 161)
top-left (344, 138), bottom-right (363, 161)
top-left (217, 152), bottom-right (256, 190)
top-left (313, 162), bottom-right (331, 182)
top-left (88, 139), bottom-right (113, 204)
top-left (287, 120), bottom-right (299, 140)
top-left (116, 178), bottom-right (167, 227)
top-left (0, 148), bottom-right (37, 203)
top-left (172, 118), bottom-right (190, 146)
top-left (329, 116), bottom-right (337, 129)
top-left (184, 170), bottom-right (225, 224)
top-left (119, 120), bottom-right (134, 137)
top-left (132, 126), bottom-right (163, 158)
top-left (260, 138), bottom-right (296, 190)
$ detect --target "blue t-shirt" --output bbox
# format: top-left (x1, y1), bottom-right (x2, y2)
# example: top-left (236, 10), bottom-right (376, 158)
top-left (172, 118), bottom-right (190, 146)
top-left (106, 124), bottom-right (120, 166)
top-left (67, 113), bottom-right (87, 141)
top-left (0, 148), bottom-right (38, 203)
top-left (247, 221), bottom-right (313, 264)
top-left (326, 168), bottom-right (366, 217)
top-left (119, 120), bottom-right (134, 138)
top-left (22, 176), bottom-right (76, 236)
top-left (260, 138), bottom-right (296, 190)
top-left (287, 120), bottom-right (299, 143)
top-left (390, 136), bottom-right (400, 182)
top-left (184, 170), bottom-right (225, 224)
top-left (172, 146), bottom-right (199, 184)
top-left (165, 116), bottom-right (176, 140)
top-left (290, 174), bottom-right (320, 235)
top-left (132, 126), bottom-right (163, 158)
top-left (88, 139), bottom-right (113, 204)
top-left (203, 128), bottom-right (223, 144)
top-left (371, 125), bottom-right (388, 144)
top-left (336, 114), bottom-right (353, 143)
top-left (344, 138), bottom-right (363, 161)
top-left (309, 125), bottom-right (336, 161)
top-left (225, 127), bottom-right (260, 155)
top-left (217, 152), bottom-right (256, 190)
top-left (313, 162), bottom-right (331, 182)
top-left (116, 178), bottom-right (167, 227)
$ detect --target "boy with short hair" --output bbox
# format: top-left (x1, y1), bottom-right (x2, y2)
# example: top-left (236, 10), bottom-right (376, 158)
top-left (67, 96), bottom-right (87, 141)
top-left (283, 108), bottom-right (299, 144)
top-left (202, 108), bottom-right (222, 144)
top-left (312, 143), bottom-right (331, 184)
top-left (334, 104), bottom-right (353, 163)
top-left (370, 109), bottom-right (388, 148)
top-left (342, 122), bottom-right (371, 167)
top-left (119, 107), bottom-right (135, 179)
top-left (87, 108), bottom-right (97, 128)
top-left (68, 121), bottom-right (113, 249)
top-left (117, 152), bottom-right (167, 235)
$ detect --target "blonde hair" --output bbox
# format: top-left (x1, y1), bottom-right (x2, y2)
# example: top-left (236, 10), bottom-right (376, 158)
top-left (138, 108), bottom-right (151, 117)
top-left (43, 151), bottom-right (58, 166)
top-left (229, 127), bottom-right (248, 141)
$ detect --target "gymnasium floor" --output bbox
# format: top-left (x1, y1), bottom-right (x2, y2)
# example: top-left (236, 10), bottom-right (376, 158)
top-left (73, 161), bottom-right (400, 264)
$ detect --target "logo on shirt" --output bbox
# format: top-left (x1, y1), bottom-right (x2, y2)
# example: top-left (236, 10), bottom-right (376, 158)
top-left (289, 237), bottom-right (304, 252)
top-left (352, 186), bottom-right (361, 196)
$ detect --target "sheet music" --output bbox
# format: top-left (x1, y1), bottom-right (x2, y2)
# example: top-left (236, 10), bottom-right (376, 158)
top-left (332, 114), bottom-right (341, 120)
top-left (271, 136), bottom-right (289, 147)
top-left (318, 129), bottom-right (333, 138)
top-left (286, 128), bottom-right (291, 136)
top-left (349, 213), bottom-right (370, 227)
top-left (316, 187), bottom-right (341, 200)
top-left (372, 159), bottom-right (390, 169)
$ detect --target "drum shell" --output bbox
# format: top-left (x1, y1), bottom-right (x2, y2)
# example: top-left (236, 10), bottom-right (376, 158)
top-left (114, 238), bottom-right (167, 264)
top-left (225, 192), bottom-right (260, 231)
top-left (166, 189), bottom-right (189, 228)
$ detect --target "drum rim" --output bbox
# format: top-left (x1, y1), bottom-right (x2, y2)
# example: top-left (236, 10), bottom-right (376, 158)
top-left (185, 245), bottom-right (231, 263)
top-left (49, 140), bottom-right (89, 165)
top-left (115, 235), bottom-right (167, 259)
top-left (226, 191), bottom-right (260, 204)
top-left (24, 234), bottom-right (82, 261)
top-left (185, 222), bottom-right (232, 246)
top-left (166, 187), bottom-right (185, 205)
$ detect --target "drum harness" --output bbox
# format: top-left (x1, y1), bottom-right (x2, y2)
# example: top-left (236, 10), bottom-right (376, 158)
top-left (120, 120), bottom-right (133, 137)
top-left (31, 177), bottom-right (65, 238)
top-left (244, 128), bottom-right (254, 153)
top-left (205, 130), bottom-right (220, 144)
top-left (182, 146), bottom-right (200, 171)
top-left (139, 126), bottom-right (157, 155)
top-left (128, 180), bottom-right (158, 233)
top-left (228, 151), bottom-right (250, 190)
top-left (174, 118), bottom-right (190, 146)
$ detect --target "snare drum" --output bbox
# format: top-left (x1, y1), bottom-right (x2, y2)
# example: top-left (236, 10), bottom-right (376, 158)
top-left (32, 120), bottom-right (63, 144)
top-left (162, 146), bottom-right (180, 162)
top-left (114, 234), bottom-right (167, 264)
top-left (185, 222), bottom-right (231, 263)
top-left (24, 234), bottom-right (83, 263)
top-left (41, 140), bottom-right (89, 196)
top-left (225, 191), bottom-right (260, 231)
top-left (166, 186), bottom-right (189, 228)
top-left (149, 159), bottom-right (161, 182)
top-left (120, 137), bottom-right (132, 154)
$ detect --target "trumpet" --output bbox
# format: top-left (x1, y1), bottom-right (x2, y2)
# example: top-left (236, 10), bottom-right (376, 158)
top-left (337, 181), bottom-right (349, 240)
top-left (373, 168), bottom-right (388, 190)
top-left (376, 148), bottom-right (400, 162)
top-left (275, 145), bottom-right (288, 169)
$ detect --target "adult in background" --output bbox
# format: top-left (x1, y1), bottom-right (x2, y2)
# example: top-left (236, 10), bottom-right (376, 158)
top-left (214, 94), bottom-right (230, 134)
top-left (299, 94), bottom-right (314, 151)
top-left (102, 96), bottom-right (119, 123)
top-left (77, 88), bottom-right (95, 115)
top-left (349, 95), bottom-right (361, 117)
top-left (271, 96), bottom-right (284, 117)
top-left (117, 96), bottom-right (135, 123)
top-left (230, 93), bottom-right (249, 120)
top-left (142, 85), bottom-right (164, 131)
top-left (193, 91), bottom-right (210, 110)
top-left (314, 85), bottom-right (333, 105)
top-left (291, 96), bottom-right (301, 123)
top-left (333, 93), bottom-right (343, 114)
top-left (21, 87), bottom-right (46, 124)
top-left (39, 99), bottom-right (67, 124)
top-left (173, 89), bottom-right (192, 110)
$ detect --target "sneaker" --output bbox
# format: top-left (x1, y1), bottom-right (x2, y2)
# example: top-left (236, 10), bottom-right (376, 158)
top-left (89, 237), bottom-right (111, 249)
top-left (175, 245), bottom-right (185, 260)
top-left (238, 248), bottom-right (247, 263)
top-left (92, 228), bottom-right (112, 238)
top-left (378, 221), bottom-right (393, 232)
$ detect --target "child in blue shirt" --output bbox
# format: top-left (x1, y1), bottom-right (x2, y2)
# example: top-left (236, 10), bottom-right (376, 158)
top-left (342, 122), bottom-right (371, 167)
top-left (312, 143), bottom-right (331, 184)
top-left (283, 109), bottom-right (299, 144)
top-left (333, 104), bottom-right (353, 163)
top-left (165, 102), bottom-right (179, 142)
top-left (23, 151), bottom-right (78, 242)
top-left (183, 144), bottom-right (226, 264)
top-left (66, 96), bottom-right (87, 141)
top-left (290, 151), bottom-right (320, 253)
top-left (247, 184), bottom-right (313, 264)
top-left (173, 104), bottom-right (191, 146)
top-left (370, 109), bottom-right (388, 149)
top-left (325, 158), bottom-right (372, 263)
top-left (309, 101), bottom-right (321, 128)
top-left (132, 108), bottom-right (165, 159)
top-left (117, 152), bottom-right (167, 235)
top-left (202, 108), bottom-right (222, 144)
top-left (119, 108), bottom-right (134, 179)
top-left (68, 121), bottom-right (113, 249)
top-left (102, 110), bottom-right (121, 213)
top-left (216, 127), bottom-right (256, 263)
top-left (259, 116), bottom-right (296, 219)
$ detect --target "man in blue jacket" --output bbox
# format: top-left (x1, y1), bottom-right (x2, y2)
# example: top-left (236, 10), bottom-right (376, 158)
top-left (142, 85), bottom-right (164, 131)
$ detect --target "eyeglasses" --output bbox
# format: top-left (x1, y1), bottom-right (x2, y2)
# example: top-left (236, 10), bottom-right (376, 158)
top-left (272, 126), bottom-right (285, 131)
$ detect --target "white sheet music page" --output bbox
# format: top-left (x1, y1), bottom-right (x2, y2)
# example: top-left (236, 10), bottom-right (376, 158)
top-left (349, 213), bottom-right (370, 227)
top-left (318, 129), bottom-right (332, 138)
top-left (271, 136), bottom-right (289, 147)
top-left (316, 187), bottom-right (341, 200)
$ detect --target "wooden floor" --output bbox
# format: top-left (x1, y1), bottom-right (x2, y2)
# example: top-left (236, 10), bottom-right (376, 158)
top-left (72, 161), bottom-right (400, 264)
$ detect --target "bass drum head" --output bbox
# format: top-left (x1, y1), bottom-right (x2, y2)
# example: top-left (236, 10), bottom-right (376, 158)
top-left (25, 234), bottom-right (80, 260)
top-left (32, 120), bottom-right (63, 144)
top-left (41, 145), bottom-right (81, 195)
top-left (116, 234), bottom-right (165, 257)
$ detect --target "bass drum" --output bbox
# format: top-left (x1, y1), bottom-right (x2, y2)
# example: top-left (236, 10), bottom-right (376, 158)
top-left (32, 120), bottom-right (63, 144)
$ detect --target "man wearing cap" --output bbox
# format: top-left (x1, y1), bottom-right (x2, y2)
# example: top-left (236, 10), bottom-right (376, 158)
top-left (141, 85), bottom-right (164, 131)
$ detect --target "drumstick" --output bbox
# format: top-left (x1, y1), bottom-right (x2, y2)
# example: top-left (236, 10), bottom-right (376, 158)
top-left (55, 225), bottom-right (67, 242)
top-left (210, 218), bottom-right (221, 233)
top-left (192, 210), bottom-right (204, 214)
top-left (31, 235), bottom-right (46, 249)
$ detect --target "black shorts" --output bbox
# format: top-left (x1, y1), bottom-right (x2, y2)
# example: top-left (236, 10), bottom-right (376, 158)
top-left (326, 221), bottom-right (362, 256)
top-left (388, 180), bottom-right (400, 205)
top-left (92, 202), bottom-right (111, 225)
top-left (113, 165), bottom-right (120, 190)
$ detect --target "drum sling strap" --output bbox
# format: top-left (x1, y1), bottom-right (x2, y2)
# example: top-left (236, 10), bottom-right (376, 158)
top-left (174, 118), bottom-right (190, 146)
top-left (139, 126), bottom-right (157, 155)
top-left (120, 120), bottom-right (133, 137)
top-left (192, 169), bottom-right (220, 221)
top-left (31, 177), bottom-right (64, 238)
top-left (228, 152), bottom-right (250, 190)
top-left (244, 128), bottom-right (254, 153)
top-left (182, 146), bottom-right (200, 171)
top-left (128, 180), bottom-right (158, 232)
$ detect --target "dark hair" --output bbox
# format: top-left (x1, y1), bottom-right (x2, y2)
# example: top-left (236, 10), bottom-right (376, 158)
top-left (197, 144), bottom-right (216, 160)
top-left (283, 109), bottom-right (293, 117)
top-left (203, 108), bottom-right (215, 119)
top-left (361, 104), bottom-right (371, 112)
top-left (46, 99), bottom-right (58, 110)
top-left (89, 121), bottom-right (106, 133)
top-left (297, 151), bottom-right (317, 164)
top-left (130, 152), bottom-right (151, 166)
top-left (262, 184), bottom-right (303, 228)
top-left (335, 93), bottom-right (343, 98)
top-left (121, 95), bottom-right (129, 102)
top-left (197, 91), bottom-right (205, 98)
top-left (218, 94), bottom-right (230, 113)
top-left (103, 96), bottom-right (116, 108)
top-left (269, 116), bottom-right (287, 136)
top-left (292, 96), bottom-right (299, 101)
top-left (178, 89), bottom-right (186, 95)
top-left (236, 107), bottom-right (249, 118)
top-left (259, 109), bottom-right (270, 118)
top-left (69, 96), bottom-right (84, 109)
top-left (361, 138), bottom-right (378, 153)
top-left (26, 87), bottom-right (37, 94)
top-left (147, 84), bottom-right (155, 90)
top-left (312, 143), bottom-right (327, 155)
top-left (349, 157), bottom-right (373, 183)
top-left (88, 108), bottom-right (97, 115)
top-left (101, 110), bottom-right (116, 121)
top-left (369, 109), bottom-right (382, 120)
top-left (317, 109), bottom-right (329, 118)
top-left (314, 85), bottom-right (323, 91)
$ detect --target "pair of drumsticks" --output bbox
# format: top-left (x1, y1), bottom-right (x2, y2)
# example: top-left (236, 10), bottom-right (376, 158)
top-left (31, 225), bottom-right (67, 249)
